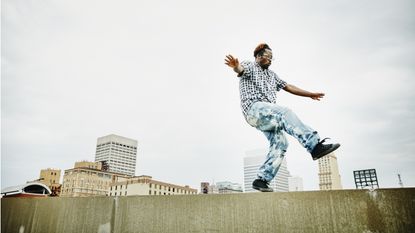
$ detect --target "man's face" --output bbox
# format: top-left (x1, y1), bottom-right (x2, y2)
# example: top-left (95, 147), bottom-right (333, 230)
top-left (257, 49), bottom-right (273, 69)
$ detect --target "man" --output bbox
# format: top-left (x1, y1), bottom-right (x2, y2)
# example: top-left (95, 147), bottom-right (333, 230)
top-left (225, 43), bottom-right (340, 192)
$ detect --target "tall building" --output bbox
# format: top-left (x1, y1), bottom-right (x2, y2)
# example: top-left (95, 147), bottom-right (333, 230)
top-left (39, 168), bottom-right (61, 196)
top-left (244, 149), bottom-right (290, 192)
top-left (318, 152), bottom-right (343, 190)
top-left (61, 161), bottom-right (131, 197)
top-left (288, 176), bottom-right (304, 191)
top-left (95, 134), bottom-right (138, 176)
top-left (108, 175), bottom-right (197, 196)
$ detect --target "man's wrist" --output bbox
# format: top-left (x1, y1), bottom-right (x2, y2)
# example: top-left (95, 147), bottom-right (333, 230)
top-left (233, 65), bottom-right (243, 75)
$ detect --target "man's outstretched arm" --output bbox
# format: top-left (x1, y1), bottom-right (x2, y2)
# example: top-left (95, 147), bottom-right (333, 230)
top-left (224, 55), bottom-right (244, 76)
top-left (283, 84), bottom-right (325, 101)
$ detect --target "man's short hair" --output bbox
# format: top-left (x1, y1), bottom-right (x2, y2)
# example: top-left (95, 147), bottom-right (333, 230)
top-left (254, 43), bottom-right (272, 58)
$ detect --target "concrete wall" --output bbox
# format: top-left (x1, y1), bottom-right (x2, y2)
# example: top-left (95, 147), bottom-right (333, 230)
top-left (2, 188), bottom-right (414, 233)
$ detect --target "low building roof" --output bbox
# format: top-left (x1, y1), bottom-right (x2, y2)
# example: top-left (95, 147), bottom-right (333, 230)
top-left (1, 182), bottom-right (52, 196)
top-left (110, 175), bottom-right (197, 192)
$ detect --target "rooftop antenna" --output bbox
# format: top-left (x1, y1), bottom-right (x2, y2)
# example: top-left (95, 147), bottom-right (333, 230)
top-left (397, 173), bottom-right (404, 188)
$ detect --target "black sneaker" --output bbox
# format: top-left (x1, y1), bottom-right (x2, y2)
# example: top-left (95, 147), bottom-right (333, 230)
top-left (311, 138), bottom-right (340, 160)
top-left (252, 179), bottom-right (273, 192)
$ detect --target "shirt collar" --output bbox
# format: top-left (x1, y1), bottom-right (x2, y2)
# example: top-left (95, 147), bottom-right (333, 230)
top-left (255, 61), bottom-right (269, 71)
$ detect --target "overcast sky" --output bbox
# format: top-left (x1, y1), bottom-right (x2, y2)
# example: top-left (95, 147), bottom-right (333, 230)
top-left (2, 0), bottom-right (415, 191)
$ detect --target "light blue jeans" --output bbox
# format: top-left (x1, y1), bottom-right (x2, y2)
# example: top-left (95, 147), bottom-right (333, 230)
top-left (246, 102), bottom-right (320, 182)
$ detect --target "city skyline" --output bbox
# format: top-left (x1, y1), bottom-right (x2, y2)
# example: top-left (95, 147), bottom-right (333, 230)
top-left (1, 131), bottom-right (413, 192)
top-left (2, 0), bottom-right (415, 191)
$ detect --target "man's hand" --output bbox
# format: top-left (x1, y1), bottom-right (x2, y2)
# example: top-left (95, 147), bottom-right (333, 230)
top-left (224, 55), bottom-right (239, 68)
top-left (310, 93), bottom-right (325, 101)
top-left (225, 54), bottom-right (244, 75)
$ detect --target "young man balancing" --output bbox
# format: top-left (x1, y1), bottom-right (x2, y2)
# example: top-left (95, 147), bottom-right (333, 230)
top-left (225, 43), bottom-right (340, 192)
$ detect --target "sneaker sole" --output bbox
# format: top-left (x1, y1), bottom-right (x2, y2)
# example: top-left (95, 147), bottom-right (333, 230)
top-left (312, 144), bottom-right (341, 160)
top-left (253, 186), bottom-right (274, 192)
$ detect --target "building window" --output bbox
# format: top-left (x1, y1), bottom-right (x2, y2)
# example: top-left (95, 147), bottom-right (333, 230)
top-left (125, 191), bottom-right (127, 195)
top-left (149, 190), bottom-right (151, 195)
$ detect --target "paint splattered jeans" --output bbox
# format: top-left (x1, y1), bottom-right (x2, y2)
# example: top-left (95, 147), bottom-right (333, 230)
top-left (246, 102), bottom-right (320, 182)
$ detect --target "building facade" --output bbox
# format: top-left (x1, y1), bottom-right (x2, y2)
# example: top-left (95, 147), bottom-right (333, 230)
top-left (60, 161), bottom-right (131, 197)
top-left (318, 152), bottom-right (343, 190)
top-left (244, 150), bottom-right (290, 192)
top-left (216, 181), bottom-right (243, 194)
top-left (39, 168), bottom-right (62, 196)
top-left (200, 182), bottom-right (219, 194)
top-left (39, 168), bottom-right (61, 186)
top-left (108, 175), bottom-right (197, 196)
top-left (95, 134), bottom-right (138, 176)
top-left (75, 161), bottom-right (102, 170)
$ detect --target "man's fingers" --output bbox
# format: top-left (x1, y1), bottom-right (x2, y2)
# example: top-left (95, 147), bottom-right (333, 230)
top-left (312, 93), bottom-right (325, 99)
top-left (311, 94), bottom-right (324, 101)
top-left (225, 54), bottom-right (238, 61)
top-left (225, 54), bottom-right (239, 68)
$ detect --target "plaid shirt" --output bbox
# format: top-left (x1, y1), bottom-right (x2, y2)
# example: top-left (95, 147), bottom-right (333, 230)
top-left (239, 61), bottom-right (287, 116)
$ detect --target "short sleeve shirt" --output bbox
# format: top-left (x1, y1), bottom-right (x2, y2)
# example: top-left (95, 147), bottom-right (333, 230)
top-left (239, 61), bottom-right (287, 116)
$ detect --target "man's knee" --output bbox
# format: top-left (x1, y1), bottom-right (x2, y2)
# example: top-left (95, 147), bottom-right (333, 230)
top-left (273, 134), bottom-right (289, 151)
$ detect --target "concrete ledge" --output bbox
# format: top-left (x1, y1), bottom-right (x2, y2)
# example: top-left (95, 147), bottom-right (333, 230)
top-left (2, 188), bottom-right (415, 233)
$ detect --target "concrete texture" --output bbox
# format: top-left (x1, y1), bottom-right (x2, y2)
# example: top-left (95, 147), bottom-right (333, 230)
top-left (2, 188), bottom-right (415, 233)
